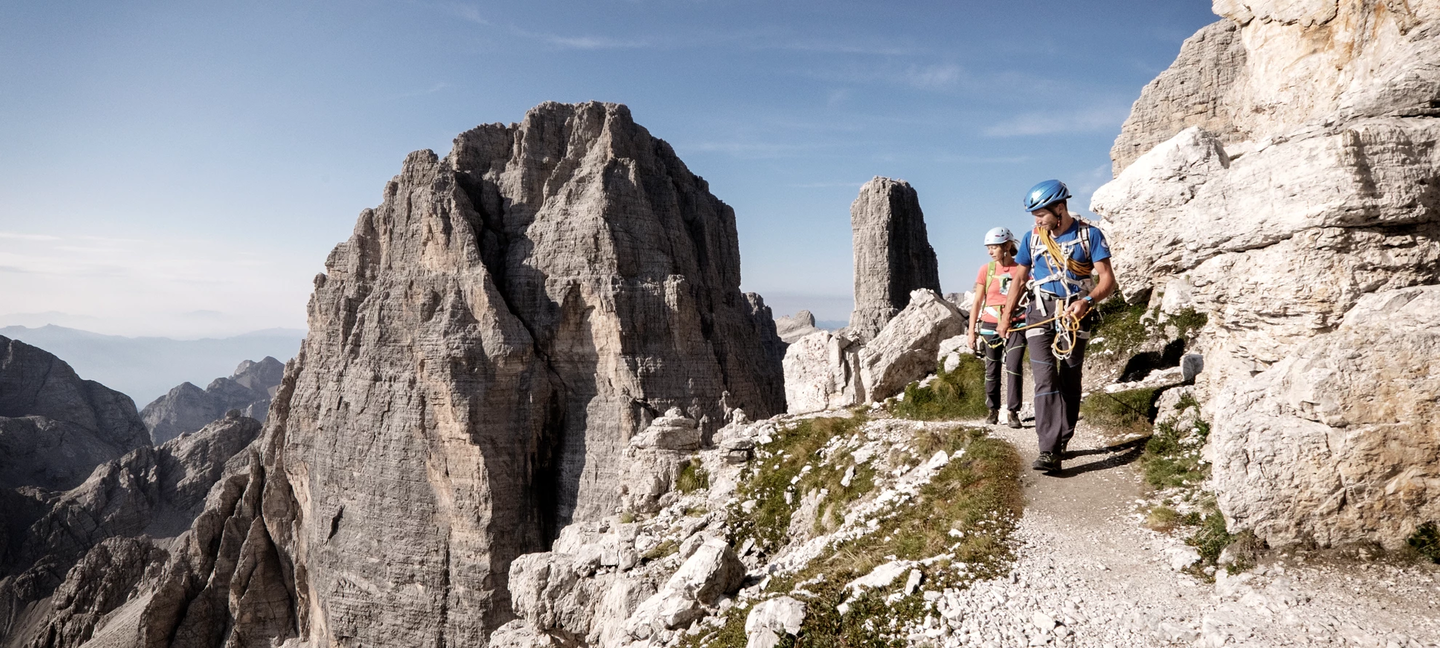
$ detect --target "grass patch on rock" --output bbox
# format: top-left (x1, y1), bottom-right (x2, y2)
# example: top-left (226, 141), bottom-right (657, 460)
top-left (677, 460), bottom-right (710, 494)
top-left (891, 355), bottom-right (988, 421)
top-left (727, 415), bottom-right (876, 555)
top-left (1087, 296), bottom-right (1151, 358)
top-left (1080, 387), bottom-right (1161, 438)
top-left (698, 428), bottom-right (1023, 648)
top-left (1140, 398), bottom-right (1211, 490)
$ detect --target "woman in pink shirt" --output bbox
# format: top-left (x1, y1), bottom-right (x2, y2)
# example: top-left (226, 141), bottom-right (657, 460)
top-left (967, 227), bottom-right (1027, 428)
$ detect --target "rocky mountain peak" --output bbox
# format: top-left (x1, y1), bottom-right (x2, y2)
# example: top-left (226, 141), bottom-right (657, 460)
top-left (0, 336), bottom-right (149, 491)
top-left (848, 177), bottom-right (941, 343)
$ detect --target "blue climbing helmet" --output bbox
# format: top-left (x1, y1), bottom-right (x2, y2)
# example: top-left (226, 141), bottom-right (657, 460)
top-left (1023, 179), bottom-right (1071, 212)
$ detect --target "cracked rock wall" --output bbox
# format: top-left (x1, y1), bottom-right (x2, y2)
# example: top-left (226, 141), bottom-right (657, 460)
top-left (74, 101), bottom-right (785, 648)
top-left (1092, 0), bottom-right (1440, 549)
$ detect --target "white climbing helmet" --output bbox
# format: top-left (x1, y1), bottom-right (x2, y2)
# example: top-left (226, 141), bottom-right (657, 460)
top-left (983, 227), bottom-right (1015, 246)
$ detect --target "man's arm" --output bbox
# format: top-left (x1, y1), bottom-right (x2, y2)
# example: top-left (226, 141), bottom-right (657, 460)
top-left (1066, 258), bottom-right (1116, 318)
top-left (996, 264), bottom-right (1030, 337)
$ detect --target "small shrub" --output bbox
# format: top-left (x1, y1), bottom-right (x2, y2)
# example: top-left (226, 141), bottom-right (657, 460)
top-left (642, 539), bottom-right (678, 561)
top-left (891, 355), bottom-right (988, 421)
top-left (1187, 509), bottom-right (1234, 565)
top-left (676, 460), bottom-right (710, 494)
top-left (1168, 307), bottom-right (1208, 340)
top-left (1080, 387), bottom-right (1160, 437)
top-left (1140, 415), bottom-right (1211, 490)
top-left (1087, 296), bottom-right (1151, 357)
top-left (1408, 522), bottom-right (1440, 564)
top-left (618, 510), bottom-right (635, 524)
top-left (1146, 505), bottom-right (1181, 532)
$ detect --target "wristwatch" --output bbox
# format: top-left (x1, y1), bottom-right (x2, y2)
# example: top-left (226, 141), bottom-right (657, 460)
top-left (1082, 295), bottom-right (1094, 305)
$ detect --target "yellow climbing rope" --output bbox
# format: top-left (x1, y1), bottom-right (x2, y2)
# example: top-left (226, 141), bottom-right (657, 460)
top-left (977, 310), bottom-right (1085, 359)
top-left (1037, 226), bottom-right (1093, 279)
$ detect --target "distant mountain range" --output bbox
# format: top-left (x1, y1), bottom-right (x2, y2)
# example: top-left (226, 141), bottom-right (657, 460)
top-left (0, 325), bottom-right (305, 406)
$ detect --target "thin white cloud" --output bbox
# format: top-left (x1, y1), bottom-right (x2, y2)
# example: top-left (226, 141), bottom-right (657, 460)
top-left (442, 3), bottom-right (488, 25)
top-left (982, 105), bottom-right (1131, 138)
top-left (390, 82), bottom-right (451, 100)
top-left (904, 64), bottom-right (962, 90)
top-left (509, 26), bottom-right (653, 50)
top-left (0, 232), bottom-right (61, 241)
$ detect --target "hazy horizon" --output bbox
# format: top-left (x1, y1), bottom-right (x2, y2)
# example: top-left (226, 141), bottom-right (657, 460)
top-left (1, 1), bottom-right (1220, 337)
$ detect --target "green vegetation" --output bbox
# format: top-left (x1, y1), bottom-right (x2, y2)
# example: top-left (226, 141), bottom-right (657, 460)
top-left (1087, 296), bottom-right (1150, 357)
top-left (1079, 387), bottom-right (1161, 437)
top-left (1140, 397), bottom-right (1211, 490)
top-left (1168, 307), bottom-right (1208, 340)
top-left (1186, 508), bottom-right (1234, 566)
top-left (642, 539), bottom-right (678, 561)
top-left (891, 355), bottom-right (988, 421)
top-left (697, 428), bottom-right (1024, 647)
top-left (677, 460), bottom-right (710, 494)
top-left (1145, 505), bottom-right (1181, 532)
top-left (727, 415), bottom-right (876, 554)
top-left (1408, 522), bottom-right (1440, 564)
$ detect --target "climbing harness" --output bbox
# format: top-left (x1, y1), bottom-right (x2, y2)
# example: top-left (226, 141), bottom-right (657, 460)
top-left (999, 221), bottom-right (1100, 361)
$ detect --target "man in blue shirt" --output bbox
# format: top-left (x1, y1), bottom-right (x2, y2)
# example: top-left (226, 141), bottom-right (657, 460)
top-left (997, 180), bottom-right (1117, 473)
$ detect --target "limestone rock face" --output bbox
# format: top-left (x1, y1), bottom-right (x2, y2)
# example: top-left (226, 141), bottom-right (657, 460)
top-left (0, 336), bottom-right (150, 492)
top-left (141, 356), bottom-right (283, 444)
top-left (1111, 20), bottom-right (1247, 175)
top-left (774, 310), bottom-right (822, 344)
top-left (1207, 286), bottom-right (1440, 548)
top-left (1092, 1), bottom-right (1440, 548)
top-left (848, 178), bottom-right (941, 342)
top-left (66, 102), bottom-right (785, 648)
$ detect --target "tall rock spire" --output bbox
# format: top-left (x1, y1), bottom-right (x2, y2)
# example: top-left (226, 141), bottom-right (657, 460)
top-left (847, 177), bottom-right (942, 342)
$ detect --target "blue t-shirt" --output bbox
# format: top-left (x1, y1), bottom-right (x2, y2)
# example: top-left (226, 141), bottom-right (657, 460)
top-left (1015, 220), bottom-right (1111, 297)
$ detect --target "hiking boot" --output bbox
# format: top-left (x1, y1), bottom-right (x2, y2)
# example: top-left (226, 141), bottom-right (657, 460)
top-left (1031, 452), bottom-right (1061, 473)
top-left (1006, 410), bottom-right (1022, 429)
top-left (986, 409), bottom-right (999, 425)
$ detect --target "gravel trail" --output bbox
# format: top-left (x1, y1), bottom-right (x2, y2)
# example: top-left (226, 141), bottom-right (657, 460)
top-left (924, 417), bottom-right (1440, 648)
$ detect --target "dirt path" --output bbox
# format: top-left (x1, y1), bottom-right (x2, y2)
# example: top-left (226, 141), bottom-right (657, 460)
top-left (929, 416), bottom-right (1440, 648)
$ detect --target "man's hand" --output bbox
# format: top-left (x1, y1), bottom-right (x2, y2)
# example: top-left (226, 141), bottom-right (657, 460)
top-left (996, 314), bottom-right (1010, 338)
top-left (1065, 299), bottom-right (1090, 320)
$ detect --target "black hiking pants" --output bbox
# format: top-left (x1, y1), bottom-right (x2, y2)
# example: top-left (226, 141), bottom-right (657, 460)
top-left (979, 322), bottom-right (1025, 413)
top-left (1026, 297), bottom-right (1092, 455)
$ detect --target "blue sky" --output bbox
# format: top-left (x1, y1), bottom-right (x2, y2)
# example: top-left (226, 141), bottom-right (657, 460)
top-left (0, 1), bottom-right (1220, 337)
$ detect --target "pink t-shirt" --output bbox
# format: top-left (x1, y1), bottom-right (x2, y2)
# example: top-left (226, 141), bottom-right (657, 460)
top-left (974, 261), bottom-right (1024, 324)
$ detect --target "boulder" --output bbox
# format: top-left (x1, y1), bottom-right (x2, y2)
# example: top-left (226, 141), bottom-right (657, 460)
top-left (488, 620), bottom-right (565, 648)
top-left (781, 331), bottom-right (864, 414)
top-left (858, 289), bottom-right (965, 401)
top-left (848, 177), bottom-right (942, 342)
top-left (664, 537), bottom-right (744, 605)
top-left (775, 310), bottom-right (823, 344)
top-left (508, 552), bottom-right (602, 639)
top-left (745, 596), bottom-right (807, 648)
top-left (629, 408), bottom-right (702, 451)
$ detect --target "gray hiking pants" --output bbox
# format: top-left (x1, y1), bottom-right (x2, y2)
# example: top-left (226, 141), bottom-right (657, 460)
top-left (979, 322), bottom-right (1025, 412)
top-left (1026, 298), bottom-right (1091, 454)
